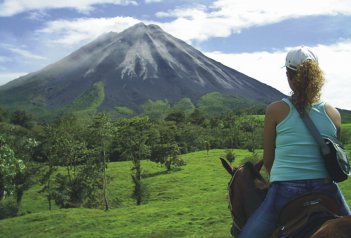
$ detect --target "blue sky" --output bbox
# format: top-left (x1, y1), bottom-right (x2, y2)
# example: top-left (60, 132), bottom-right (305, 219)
top-left (0, 0), bottom-right (351, 109)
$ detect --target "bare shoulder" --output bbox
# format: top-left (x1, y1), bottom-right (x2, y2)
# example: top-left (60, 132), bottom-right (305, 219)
top-left (324, 102), bottom-right (341, 127)
top-left (266, 100), bottom-right (290, 124)
top-left (267, 101), bottom-right (289, 111)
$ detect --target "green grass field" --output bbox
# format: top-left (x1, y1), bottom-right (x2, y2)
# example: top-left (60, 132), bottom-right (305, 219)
top-left (1, 149), bottom-right (350, 238)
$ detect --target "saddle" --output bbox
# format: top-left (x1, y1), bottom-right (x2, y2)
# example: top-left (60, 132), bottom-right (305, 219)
top-left (272, 192), bottom-right (341, 238)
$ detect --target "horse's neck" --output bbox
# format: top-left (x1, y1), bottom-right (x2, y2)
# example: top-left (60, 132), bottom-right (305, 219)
top-left (240, 173), bottom-right (267, 217)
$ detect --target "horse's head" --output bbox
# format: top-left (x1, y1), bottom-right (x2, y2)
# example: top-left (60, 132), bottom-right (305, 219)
top-left (220, 158), bottom-right (268, 231)
top-left (220, 157), bottom-right (264, 176)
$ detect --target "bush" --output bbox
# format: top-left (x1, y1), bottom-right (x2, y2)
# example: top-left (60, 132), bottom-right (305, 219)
top-left (242, 152), bottom-right (262, 165)
top-left (165, 156), bottom-right (186, 171)
top-left (224, 149), bottom-right (235, 163)
top-left (52, 169), bottom-right (104, 209)
top-left (341, 128), bottom-right (351, 145)
top-left (0, 198), bottom-right (19, 219)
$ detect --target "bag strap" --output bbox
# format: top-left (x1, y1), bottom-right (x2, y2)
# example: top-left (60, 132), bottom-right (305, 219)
top-left (291, 101), bottom-right (331, 156)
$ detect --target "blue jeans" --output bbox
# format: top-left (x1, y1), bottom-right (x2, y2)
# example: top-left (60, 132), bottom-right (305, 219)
top-left (237, 179), bottom-right (351, 238)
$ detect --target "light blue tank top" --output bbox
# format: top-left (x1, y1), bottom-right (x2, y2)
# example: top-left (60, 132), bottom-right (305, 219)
top-left (270, 98), bottom-right (336, 182)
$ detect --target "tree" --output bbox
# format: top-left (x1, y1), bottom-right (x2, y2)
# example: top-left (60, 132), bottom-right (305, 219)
top-left (12, 137), bottom-right (38, 207)
top-left (0, 135), bottom-right (25, 201)
top-left (87, 112), bottom-right (113, 210)
top-left (141, 99), bottom-right (170, 121)
top-left (39, 124), bottom-right (60, 210)
top-left (189, 108), bottom-right (208, 127)
top-left (36, 114), bottom-right (111, 209)
top-left (150, 121), bottom-right (182, 171)
top-left (0, 106), bottom-right (8, 122)
top-left (165, 109), bottom-right (186, 124)
top-left (38, 116), bottom-right (81, 210)
top-left (173, 97), bottom-right (195, 115)
top-left (10, 110), bottom-right (34, 129)
top-left (0, 122), bottom-right (38, 207)
top-left (238, 116), bottom-right (263, 152)
top-left (116, 116), bottom-right (151, 205)
top-left (150, 143), bottom-right (181, 171)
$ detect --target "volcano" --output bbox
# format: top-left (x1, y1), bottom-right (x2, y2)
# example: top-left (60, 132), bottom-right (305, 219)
top-left (0, 23), bottom-right (284, 114)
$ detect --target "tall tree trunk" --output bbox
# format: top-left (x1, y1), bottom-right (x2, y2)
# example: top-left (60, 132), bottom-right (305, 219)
top-left (47, 172), bottom-right (52, 211)
top-left (102, 149), bottom-right (109, 211)
top-left (135, 158), bottom-right (141, 205)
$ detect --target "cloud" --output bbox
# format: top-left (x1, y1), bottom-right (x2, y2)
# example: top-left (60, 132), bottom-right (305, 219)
top-left (205, 50), bottom-right (290, 93)
top-left (204, 40), bottom-right (351, 110)
top-left (32, 0), bottom-right (351, 47)
top-left (37, 17), bottom-right (142, 46)
top-left (0, 56), bottom-right (11, 63)
top-left (8, 47), bottom-right (46, 60)
top-left (154, 0), bottom-right (351, 43)
top-left (1, 0), bottom-right (350, 110)
top-left (25, 10), bottom-right (49, 21)
top-left (0, 72), bottom-right (28, 86)
top-left (0, 0), bottom-right (138, 17)
top-left (145, 0), bottom-right (163, 3)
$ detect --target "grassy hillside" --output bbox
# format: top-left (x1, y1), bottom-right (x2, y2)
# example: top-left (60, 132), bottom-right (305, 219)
top-left (51, 81), bottom-right (105, 120)
top-left (340, 110), bottom-right (351, 123)
top-left (197, 92), bottom-right (265, 116)
top-left (1, 149), bottom-right (351, 238)
top-left (342, 123), bottom-right (351, 150)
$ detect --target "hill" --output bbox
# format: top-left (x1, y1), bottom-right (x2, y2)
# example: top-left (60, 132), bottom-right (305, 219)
top-left (0, 150), bottom-right (252, 238)
top-left (0, 23), bottom-right (284, 119)
top-left (1, 149), bottom-right (350, 238)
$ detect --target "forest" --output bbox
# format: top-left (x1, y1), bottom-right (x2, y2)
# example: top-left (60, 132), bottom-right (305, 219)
top-left (0, 104), bottom-right (265, 219)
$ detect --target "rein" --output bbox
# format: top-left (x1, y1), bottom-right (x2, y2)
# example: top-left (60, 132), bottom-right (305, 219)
top-left (227, 164), bottom-right (243, 230)
top-left (225, 159), bottom-right (267, 230)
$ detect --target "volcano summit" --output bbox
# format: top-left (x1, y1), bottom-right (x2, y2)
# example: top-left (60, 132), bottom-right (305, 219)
top-left (0, 23), bottom-right (284, 114)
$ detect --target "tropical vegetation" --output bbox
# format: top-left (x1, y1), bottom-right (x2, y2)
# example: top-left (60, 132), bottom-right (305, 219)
top-left (0, 100), bottom-right (350, 237)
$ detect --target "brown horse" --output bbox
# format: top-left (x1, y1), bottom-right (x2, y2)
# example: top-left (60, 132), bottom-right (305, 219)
top-left (220, 158), bottom-right (351, 238)
top-left (220, 158), bottom-right (268, 235)
top-left (310, 216), bottom-right (351, 238)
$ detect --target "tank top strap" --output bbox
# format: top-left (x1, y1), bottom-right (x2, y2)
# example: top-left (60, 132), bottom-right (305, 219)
top-left (282, 97), bottom-right (293, 109)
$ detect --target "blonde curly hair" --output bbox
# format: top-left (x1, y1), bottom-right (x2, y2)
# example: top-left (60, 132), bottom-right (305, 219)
top-left (288, 60), bottom-right (325, 115)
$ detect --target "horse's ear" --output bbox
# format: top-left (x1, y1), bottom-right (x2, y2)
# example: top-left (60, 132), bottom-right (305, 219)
top-left (254, 159), bottom-right (264, 172)
top-left (219, 157), bottom-right (234, 175)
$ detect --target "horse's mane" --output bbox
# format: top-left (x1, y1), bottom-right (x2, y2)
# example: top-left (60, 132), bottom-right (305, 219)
top-left (242, 161), bottom-right (265, 181)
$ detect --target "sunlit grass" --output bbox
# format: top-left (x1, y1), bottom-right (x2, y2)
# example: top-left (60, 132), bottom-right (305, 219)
top-left (1, 147), bottom-right (350, 238)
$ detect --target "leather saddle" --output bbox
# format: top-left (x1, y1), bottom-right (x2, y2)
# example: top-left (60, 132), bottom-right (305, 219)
top-left (272, 192), bottom-right (341, 238)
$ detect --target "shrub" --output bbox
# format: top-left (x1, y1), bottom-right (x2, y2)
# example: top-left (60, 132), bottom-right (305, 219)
top-left (0, 198), bottom-right (18, 219)
top-left (224, 149), bottom-right (235, 163)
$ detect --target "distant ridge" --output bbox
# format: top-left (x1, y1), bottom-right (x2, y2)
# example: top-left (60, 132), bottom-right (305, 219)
top-left (0, 22), bottom-right (285, 115)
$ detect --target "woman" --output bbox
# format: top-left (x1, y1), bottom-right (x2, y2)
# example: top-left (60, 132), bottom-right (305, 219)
top-left (238, 46), bottom-right (351, 238)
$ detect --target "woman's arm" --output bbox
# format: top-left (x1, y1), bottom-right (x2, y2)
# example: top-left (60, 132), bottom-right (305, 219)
top-left (263, 101), bottom-right (289, 174)
top-left (325, 103), bottom-right (341, 140)
top-left (263, 104), bottom-right (277, 174)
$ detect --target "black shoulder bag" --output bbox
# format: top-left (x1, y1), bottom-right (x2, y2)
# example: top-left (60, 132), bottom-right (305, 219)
top-left (296, 107), bottom-right (351, 182)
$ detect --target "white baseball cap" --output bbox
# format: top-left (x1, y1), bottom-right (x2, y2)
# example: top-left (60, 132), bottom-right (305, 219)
top-left (285, 46), bottom-right (318, 71)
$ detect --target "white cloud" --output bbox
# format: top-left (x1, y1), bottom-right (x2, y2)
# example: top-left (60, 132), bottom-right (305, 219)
top-left (0, 72), bottom-right (28, 86)
top-left (38, 17), bottom-right (142, 46)
top-left (154, 0), bottom-right (351, 43)
top-left (8, 47), bottom-right (46, 60)
top-left (315, 41), bottom-right (351, 110)
top-left (1, 0), bottom-right (350, 111)
top-left (205, 40), bottom-right (351, 110)
top-left (145, 0), bottom-right (163, 3)
top-left (0, 56), bottom-right (11, 63)
top-left (31, 0), bottom-right (351, 47)
top-left (25, 10), bottom-right (49, 21)
top-left (0, 0), bottom-right (138, 16)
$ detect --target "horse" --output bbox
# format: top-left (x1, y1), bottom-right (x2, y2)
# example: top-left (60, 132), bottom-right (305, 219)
top-left (310, 216), bottom-right (351, 238)
top-left (220, 158), bottom-right (351, 238)
top-left (220, 158), bottom-right (268, 236)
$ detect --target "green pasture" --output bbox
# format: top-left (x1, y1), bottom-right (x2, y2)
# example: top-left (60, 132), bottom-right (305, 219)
top-left (342, 123), bottom-right (351, 150)
top-left (1, 148), bottom-right (351, 238)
